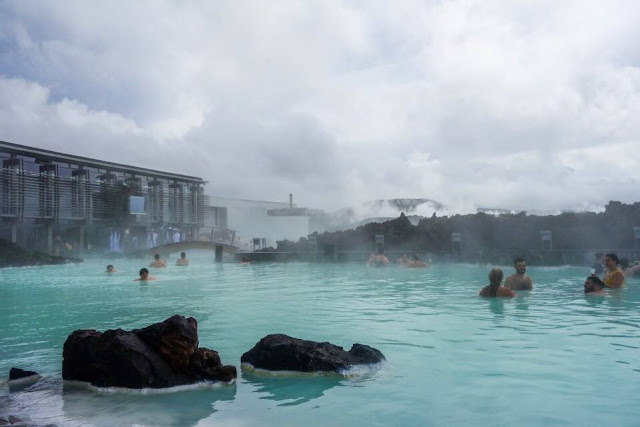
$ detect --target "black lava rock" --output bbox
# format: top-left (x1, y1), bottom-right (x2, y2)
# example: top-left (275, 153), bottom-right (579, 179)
top-left (62, 315), bottom-right (236, 388)
top-left (241, 334), bottom-right (385, 373)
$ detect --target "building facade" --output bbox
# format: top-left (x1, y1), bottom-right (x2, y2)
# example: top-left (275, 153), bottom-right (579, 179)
top-left (0, 141), bottom-right (207, 255)
top-left (208, 196), bottom-right (323, 250)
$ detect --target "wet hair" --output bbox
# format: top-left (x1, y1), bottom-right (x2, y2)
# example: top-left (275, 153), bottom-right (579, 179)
top-left (413, 255), bottom-right (420, 261)
top-left (154, 253), bottom-right (160, 260)
top-left (586, 276), bottom-right (604, 287)
top-left (605, 253), bottom-right (620, 265)
top-left (377, 247), bottom-right (385, 255)
top-left (620, 258), bottom-right (629, 269)
top-left (487, 268), bottom-right (503, 297)
top-left (180, 252), bottom-right (186, 258)
top-left (585, 276), bottom-right (604, 293)
top-left (139, 268), bottom-right (149, 276)
top-left (106, 265), bottom-right (114, 270)
top-left (514, 257), bottom-right (525, 265)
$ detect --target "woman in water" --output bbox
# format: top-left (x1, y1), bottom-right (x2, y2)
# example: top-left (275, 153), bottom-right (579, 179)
top-left (600, 253), bottom-right (625, 288)
top-left (479, 268), bottom-right (516, 297)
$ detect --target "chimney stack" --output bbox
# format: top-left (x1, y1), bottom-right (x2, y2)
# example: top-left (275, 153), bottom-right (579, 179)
top-left (289, 193), bottom-right (293, 208)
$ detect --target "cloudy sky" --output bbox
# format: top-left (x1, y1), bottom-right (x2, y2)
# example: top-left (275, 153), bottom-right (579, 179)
top-left (1, 1), bottom-right (639, 214)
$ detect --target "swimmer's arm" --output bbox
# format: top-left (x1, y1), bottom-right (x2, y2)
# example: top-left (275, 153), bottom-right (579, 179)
top-left (526, 276), bottom-right (533, 289)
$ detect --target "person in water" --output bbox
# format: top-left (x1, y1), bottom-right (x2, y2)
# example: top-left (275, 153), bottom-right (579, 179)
top-left (135, 267), bottom-right (156, 281)
top-left (479, 268), bottom-right (516, 297)
top-left (624, 260), bottom-right (640, 276)
top-left (596, 253), bottom-right (625, 288)
top-left (175, 252), bottom-right (189, 266)
top-left (368, 248), bottom-right (389, 266)
top-left (149, 253), bottom-right (166, 268)
top-left (584, 276), bottom-right (605, 295)
top-left (407, 254), bottom-right (428, 268)
top-left (241, 256), bottom-right (251, 264)
top-left (106, 264), bottom-right (116, 273)
top-left (504, 258), bottom-right (533, 290)
top-left (396, 254), bottom-right (410, 265)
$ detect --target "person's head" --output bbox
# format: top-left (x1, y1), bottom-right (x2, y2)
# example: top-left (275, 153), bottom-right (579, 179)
top-left (413, 255), bottom-right (420, 261)
top-left (620, 258), bottom-right (629, 269)
top-left (154, 253), bottom-right (160, 260)
top-left (584, 276), bottom-right (605, 293)
top-left (488, 268), bottom-right (503, 287)
top-left (513, 258), bottom-right (526, 274)
top-left (106, 265), bottom-right (115, 273)
top-left (595, 252), bottom-right (604, 261)
top-left (377, 247), bottom-right (385, 255)
top-left (139, 268), bottom-right (149, 280)
top-left (604, 253), bottom-right (620, 269)
top-left (180, 252), bottom-right (186, 259)
top-left (241, 256), bottom-right (250, 263)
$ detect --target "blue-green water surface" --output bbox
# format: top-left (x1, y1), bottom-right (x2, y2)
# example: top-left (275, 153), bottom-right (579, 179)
top-left (1, 252), bottom-right (640, 426)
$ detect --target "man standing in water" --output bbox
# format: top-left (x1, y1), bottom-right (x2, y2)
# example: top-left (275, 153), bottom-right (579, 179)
top-left (176, 252), bottom-right (189, 266)
top-left (149, 253), bottom-right (166, 268)
top-left (504, 258), bottom-right (533, 290)
top-left (135, 268), bottom-right (156, 281)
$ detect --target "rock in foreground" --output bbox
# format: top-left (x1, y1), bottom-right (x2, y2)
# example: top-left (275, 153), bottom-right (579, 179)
top-left (0, 239), bottom-right (82, 268)
top-left (9, 367), bottom-right (39, 380)
top-left (62, 315), bottom-right (236, 388)
top-left (241, 334), bottom-right (385, 373)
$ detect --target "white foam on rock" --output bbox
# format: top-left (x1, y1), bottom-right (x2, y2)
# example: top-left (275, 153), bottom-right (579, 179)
top-left (66, 378), bottom-right (235, 394)
top-left (241, 361), bottom-right (387, 378)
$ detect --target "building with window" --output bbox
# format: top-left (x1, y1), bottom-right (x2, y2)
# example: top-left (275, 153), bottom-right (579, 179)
top-left (0, 141), bottom-right (207, 255)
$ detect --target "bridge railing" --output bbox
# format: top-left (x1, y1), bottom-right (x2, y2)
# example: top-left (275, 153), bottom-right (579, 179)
top-left (198, 226), bottom-right (237, 247)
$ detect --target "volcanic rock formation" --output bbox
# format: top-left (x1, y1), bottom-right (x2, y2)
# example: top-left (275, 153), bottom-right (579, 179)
top-left (8, 367), bottom-right (39, 380)
top-left (241, 334), bottom-right (385, 373)
top-left (0, 239), bottom-right (82, 268)
top-left (62, 315), bottom-right (236, 388)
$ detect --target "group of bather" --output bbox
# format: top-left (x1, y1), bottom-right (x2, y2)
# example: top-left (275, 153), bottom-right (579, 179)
top-left (105, 252), bottom-right (190, 281)
top-left (480, 253), bottom-right (634, 297)
top-left (366, 249), bottom-right (429, 268)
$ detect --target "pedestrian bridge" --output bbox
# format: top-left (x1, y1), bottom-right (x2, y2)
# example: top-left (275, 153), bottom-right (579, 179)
top-left (137, 240), bottom-right (238, 257)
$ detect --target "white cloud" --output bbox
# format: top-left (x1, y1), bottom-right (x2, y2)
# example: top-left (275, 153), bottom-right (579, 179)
top-left (1, 0), bottom-right (640, 213)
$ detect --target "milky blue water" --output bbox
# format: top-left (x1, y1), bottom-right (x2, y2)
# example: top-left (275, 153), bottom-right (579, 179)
top-left (1, 252), bottom-right (640, 426)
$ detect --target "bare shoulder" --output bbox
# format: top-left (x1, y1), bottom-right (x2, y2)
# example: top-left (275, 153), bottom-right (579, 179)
top-left (497, 287), bottom-right (516, 297)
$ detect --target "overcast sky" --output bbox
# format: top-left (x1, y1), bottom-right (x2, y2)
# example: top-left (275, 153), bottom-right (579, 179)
top-left (1, 1), bottom-right (639, 214)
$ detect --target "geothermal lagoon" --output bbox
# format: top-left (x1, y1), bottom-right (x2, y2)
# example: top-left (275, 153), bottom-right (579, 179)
top-left (1, 251), bottom-right (640, 426)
